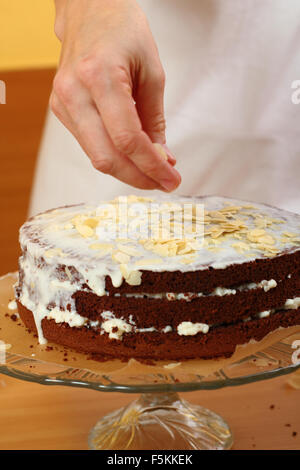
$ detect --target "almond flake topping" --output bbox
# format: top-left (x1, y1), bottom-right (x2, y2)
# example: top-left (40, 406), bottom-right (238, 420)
top-left (112, 251), bottom-right (130, 264)
top-left (89, 243), bottom-right (113, 254)
top-left (44, 248), bottom-right (66, 258)
top-left (119, 264), bottom-right (142, 285)
top-left (153, 142), bottom-right (168, 161)
top-left (116, 244), bottom-right (141, 256)
top-left (48, 195), bottom-right (299, 267)
top-left (75, 224), bottom-right (94, 238)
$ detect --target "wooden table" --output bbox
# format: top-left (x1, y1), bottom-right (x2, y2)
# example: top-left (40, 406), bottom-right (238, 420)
top-left (0, 373), bottom-right (299, 450)
top-left (0, 69), bottom-right (299, 451)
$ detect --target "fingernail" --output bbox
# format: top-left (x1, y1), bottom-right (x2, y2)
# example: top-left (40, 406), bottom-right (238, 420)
top-left (161, 175), bottom-right (181, 192)
top-left (162, 144), bottom-right (177, 165)
top-left (159, 186), bottom-right (174, 193)
top-left (161, 181), bottom-right (175, 192)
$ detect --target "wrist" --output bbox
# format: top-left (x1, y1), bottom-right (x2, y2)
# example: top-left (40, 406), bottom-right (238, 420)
top-left (54, 0), bottom-right (68, 41)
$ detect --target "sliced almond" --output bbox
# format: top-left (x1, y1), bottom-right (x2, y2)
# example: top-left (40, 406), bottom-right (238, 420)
top-left (117, 243), bottom-right (141, 256)
top-left (84, 217), bottom-right (99, 228)
top-left (120, 264), bottom-right (142, 285)
top-left (44, 248), bottom-right (66, 258)
top-left (75, 223), bottom-right (94, 238)
top-left (153, 142), bottom-right (168, 161)
top-left (89, 243), bottom-right (113, 256)
top-left (112, 251), bottom-right (131, 264)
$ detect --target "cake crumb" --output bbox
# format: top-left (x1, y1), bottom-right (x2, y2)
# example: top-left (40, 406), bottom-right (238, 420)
top-left (8, 299), bottom-right (17, 310)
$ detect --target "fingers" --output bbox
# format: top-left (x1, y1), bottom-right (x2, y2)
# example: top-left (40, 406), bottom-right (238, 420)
top-left (78, 62), bottom-right (181, 191)
top-left (51, 62), bottom-right (180, 192)
top-left (51, 77), bottom-right (164, 190)
top-left (135, 63), bottom-right (177, 166)
top-left (135, 62), bottom-right (166, 144)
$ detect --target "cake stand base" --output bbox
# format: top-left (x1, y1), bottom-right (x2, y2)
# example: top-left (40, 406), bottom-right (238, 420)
top-left (88, 392), bottom-right (233, 450)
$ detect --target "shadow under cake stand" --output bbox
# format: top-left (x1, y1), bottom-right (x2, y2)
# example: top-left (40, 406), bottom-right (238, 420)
top-left (1, 273), bottom-right (300, 450)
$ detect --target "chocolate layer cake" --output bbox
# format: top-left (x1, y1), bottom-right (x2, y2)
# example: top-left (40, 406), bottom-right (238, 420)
top-left (15, 195), bottom-right (300, 360)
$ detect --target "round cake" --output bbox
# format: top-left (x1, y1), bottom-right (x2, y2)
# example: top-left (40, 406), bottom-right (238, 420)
top-left (15, 194), bottom-right (300, 361)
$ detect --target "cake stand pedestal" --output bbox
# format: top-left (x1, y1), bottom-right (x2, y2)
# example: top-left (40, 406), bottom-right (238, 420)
top-left (88, 391), bottom-right (232, 450)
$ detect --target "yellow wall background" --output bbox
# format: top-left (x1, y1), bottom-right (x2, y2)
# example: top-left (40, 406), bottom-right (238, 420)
top-left (0, 0), bottom-right (60, 70)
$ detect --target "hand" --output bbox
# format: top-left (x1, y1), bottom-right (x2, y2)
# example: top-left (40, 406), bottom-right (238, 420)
top-left (50, 0), bottom-right (181, 191)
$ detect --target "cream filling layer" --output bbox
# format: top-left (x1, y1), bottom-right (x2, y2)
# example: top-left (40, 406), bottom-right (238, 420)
top-left (16, 295), bottom-right (300, 343)
top-left (17, 270), bottom-right (280, 343)
top-left (119, 279), bottom-right (278, 301)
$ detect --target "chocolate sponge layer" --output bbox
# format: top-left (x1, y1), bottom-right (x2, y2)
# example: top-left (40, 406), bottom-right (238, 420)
top-left (104, 250), bottom-right (300, 293)
top-left (17, 300), bottom-right (300, 360)
top-left (72, 275), bottom-right (300, 328)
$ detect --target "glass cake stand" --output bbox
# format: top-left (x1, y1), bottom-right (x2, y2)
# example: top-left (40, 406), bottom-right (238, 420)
top-left (1, 273), bottom-right (300, 450)
top-left (1, 333), bottom-right (300, 450)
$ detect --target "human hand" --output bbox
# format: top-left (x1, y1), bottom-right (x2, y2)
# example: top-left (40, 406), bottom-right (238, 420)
top-left (50, 0), bottom-right (181, 191)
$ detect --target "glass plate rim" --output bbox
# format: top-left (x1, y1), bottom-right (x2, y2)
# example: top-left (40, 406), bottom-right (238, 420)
top-left (1, 351), bottom-right (300, 393)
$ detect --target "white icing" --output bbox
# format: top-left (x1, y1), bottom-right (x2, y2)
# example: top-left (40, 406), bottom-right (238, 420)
top-left (256, 310), bottom-right (271, 318)
top-left (166, 293), bottom-right (176, 300)
top-left (101, 318), bottom-right (132, 339)
top-left (50, 280), bottom-right (76, 290)
top-left (213, 287), bottom-right (236, 296)
top-left (284, 297), bottom-right (300, 310)
top-left (100, 310), bottom-right (115, 321)
top-left (177, 321), bottom-right (210, 336)
top-left (125, 292), bottom-right (163, 299)
top-left (137, 327), bottom-right (156, 333)
top-left (162, 325), bottom-right (172, 333)
top-left (46, 308), bottom-right (87, 327)
top-left (259, 279), bottom-right (277, 292)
